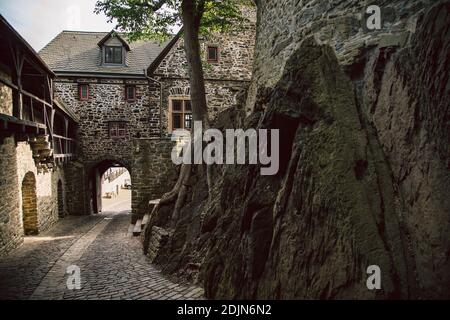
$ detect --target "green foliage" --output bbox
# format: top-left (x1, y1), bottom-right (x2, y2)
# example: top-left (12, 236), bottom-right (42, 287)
top-left (200, 0), bottom-right (252, 35)
top-left (94, 0), bottom-right (254, 42)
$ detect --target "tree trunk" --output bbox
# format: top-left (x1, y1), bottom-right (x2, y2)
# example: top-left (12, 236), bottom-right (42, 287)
top-left (181, 0), bottom-right (209, 125)
top-left (154, 0), bottom-right (210, 223)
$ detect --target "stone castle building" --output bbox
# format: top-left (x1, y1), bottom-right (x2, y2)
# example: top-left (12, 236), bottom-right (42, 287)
top-left (38, 11), bottom-right (256, 220)
top-left (0, 9), bottom-right (255, 254)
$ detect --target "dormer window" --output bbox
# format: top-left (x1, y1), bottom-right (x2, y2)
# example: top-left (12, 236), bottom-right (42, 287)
top-left (98, 31), bottom-right (131, 66)
top-left (105, 46), bottom-right (123, 64)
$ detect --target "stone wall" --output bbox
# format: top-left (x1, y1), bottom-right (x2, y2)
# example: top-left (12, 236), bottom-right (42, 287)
top-left (155, 78), bottom-right (250, 133)
top-left (55, 77), bottom-right (161, 163)
top-left (0, 135), bottom-right (70, 256)
top-left (0, 69), bottom-right (13, 116)
top-left (16, 141), bottom-right (67, 233)
top-left (54, 76), bottom-right (165, 215)
top-left (154, 7), bottom-right (256, 81)
top-left (0, 136), bottom-right (22, 255)
top-left (131, 138), bottom-right (178, 220)
top-left (63, 160), bottom-right (88, 216)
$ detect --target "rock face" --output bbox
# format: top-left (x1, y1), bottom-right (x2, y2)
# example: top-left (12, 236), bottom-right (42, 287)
top-left (144, 1), bottom-right (450, 299)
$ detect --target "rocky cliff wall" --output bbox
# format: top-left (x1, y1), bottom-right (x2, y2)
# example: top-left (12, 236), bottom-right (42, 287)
top-left (144, 1), bottom-right (449, 299)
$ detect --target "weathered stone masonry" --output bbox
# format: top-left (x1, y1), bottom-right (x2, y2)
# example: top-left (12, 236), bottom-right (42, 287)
top-left (0, 135), bottom-right (70, 256)
top-left (54, 78), bottom-right (161, 147)
top-left (53, 76), bottom-right (175, 217)
top-left (131, 138), bottom-right (178, 222)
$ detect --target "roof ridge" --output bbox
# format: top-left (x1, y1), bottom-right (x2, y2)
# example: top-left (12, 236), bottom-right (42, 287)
top-left (60, 30), bottom-right (110, 34)
top-left (59, 30), bottom-right (176, 37)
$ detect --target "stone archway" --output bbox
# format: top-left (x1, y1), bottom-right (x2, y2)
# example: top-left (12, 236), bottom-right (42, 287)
top-left (57, 180), bottom-right (64, 218)
top-left (22, 172), bottom-right (38, 235)
top-left (88, 159), bottom-right (131, 214)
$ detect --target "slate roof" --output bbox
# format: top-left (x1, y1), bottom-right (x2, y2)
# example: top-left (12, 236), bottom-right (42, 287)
top-left (39, 31), bottom-right (171, 76)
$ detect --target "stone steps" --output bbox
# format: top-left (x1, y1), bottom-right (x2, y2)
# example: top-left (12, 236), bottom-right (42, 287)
top-left (133, 219), bottom-right (142, 237)
top-left (127, 223), bottom-right (134, 237)
top-left (142, 213), bottom-right (150, 227)
top-left (128, 212), bottom-right (151, 238)
top-left (128, 199), bottom-right (159, 238)
top-left (148, 199), bottom-right (160, 215)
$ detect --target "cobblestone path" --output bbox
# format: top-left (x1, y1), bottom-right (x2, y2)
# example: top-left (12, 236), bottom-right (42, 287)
top-left (0, 210), bottom-right (204, 300)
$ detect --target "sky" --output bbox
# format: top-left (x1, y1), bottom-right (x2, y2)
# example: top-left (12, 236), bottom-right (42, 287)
top-left (0, 0), bottom-right (116, 51)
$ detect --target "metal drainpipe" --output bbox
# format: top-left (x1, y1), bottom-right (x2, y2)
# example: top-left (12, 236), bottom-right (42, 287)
top-left (143, 69), bottom-right (163, 138)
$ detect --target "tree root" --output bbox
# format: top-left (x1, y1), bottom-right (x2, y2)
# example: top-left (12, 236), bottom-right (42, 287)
top-left (153, 163), bottom-right (192, 226)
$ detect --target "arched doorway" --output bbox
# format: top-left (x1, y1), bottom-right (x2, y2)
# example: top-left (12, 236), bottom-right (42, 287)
top-left (22, 172), bottom-right (38, 235)
top-left (89, 160), bottom-right (131, 214)
top-left (57, 180), bottom-right (64, 217)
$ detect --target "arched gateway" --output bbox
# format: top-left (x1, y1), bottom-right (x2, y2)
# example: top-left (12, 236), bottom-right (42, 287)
top-left (88, 159), bottom-right (131, 214)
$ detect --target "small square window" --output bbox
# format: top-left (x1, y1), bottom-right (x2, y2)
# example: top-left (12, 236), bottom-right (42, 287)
top-left (126, 86), bottom-right (136, 101)
top-left (207, 46), bottom-right (218, 62)
top-left (109, 122), bottom-right (127, 139)
top-left (79, 84), bottom-right (89, 100)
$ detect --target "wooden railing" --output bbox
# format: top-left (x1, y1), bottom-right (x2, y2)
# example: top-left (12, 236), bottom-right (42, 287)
top-left (0, 77), bottom-right (51, 135)
top-left (1, 77), bottom-right (77, 163)
top-left (52, 134), bottom-right (76, 156)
